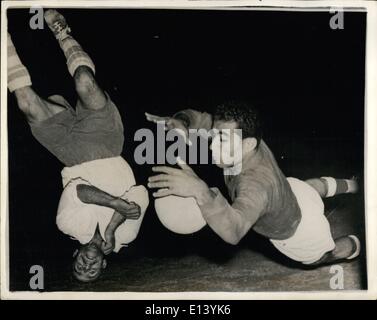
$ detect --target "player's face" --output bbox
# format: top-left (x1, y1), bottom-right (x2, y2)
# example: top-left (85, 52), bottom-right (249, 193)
top-left (210, 120), bottom-right (243, 168)
top-left (72, 243), bottom-right (106, 282)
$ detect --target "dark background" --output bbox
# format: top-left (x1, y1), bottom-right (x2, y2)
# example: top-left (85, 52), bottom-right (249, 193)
top-left (7, 8), bottom-right (365, 290)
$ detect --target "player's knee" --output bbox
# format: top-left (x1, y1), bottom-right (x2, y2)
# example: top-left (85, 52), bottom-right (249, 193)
top-left (15, 90), bottom-right (40, 115)
top-left (74, 66), bottom-right (97, 96)
top-left (303, 250), bottom-right (333, 267)
top-left (17, 98), bottom-right (32, 114)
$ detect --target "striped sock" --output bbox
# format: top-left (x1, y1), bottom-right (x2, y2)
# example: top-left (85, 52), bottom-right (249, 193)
top-left (7, 33), bottom-right (32, 92)
top-left (58, 36), bottom-right (95, 77)
top-left (320, 177), bottom-right (359, 198)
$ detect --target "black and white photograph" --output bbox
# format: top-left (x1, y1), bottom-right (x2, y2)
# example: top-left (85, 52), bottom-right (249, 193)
top-left (1, 0), bottom-right (377, 299)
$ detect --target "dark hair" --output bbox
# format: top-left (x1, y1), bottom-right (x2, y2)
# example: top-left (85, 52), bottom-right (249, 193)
top-left (214, 100), bottom-right (262, 145)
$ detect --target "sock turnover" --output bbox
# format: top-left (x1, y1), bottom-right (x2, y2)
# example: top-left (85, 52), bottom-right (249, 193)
top-left (59, 36), bottom-right (96, 77)
top-left (320, 176), bottom-right (358, 198)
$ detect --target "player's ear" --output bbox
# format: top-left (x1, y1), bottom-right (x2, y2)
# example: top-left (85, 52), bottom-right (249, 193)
top-left (102, 259), bottom-right (107, 269)
top-left (243, 137), bottom-right (258, 152)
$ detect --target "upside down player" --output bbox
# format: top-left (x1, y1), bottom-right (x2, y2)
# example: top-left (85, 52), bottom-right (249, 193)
top-left (8, 10), bottom-right (149, 282)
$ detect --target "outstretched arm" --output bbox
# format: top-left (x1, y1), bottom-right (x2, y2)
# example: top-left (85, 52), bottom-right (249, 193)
top-left (149, 160), bottom-right (267, 245)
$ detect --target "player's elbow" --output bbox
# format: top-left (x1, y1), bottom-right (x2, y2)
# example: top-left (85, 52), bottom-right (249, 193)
top-left (222, 223), bottom-right (249, 245)
top-left (227, 236), bottom-right (241, 245)
top-left (223, 231), bottom-right (242, 245)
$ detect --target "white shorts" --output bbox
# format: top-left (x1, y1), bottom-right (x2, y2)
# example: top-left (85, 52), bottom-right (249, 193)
top-left (56, 157), bottom-right (149, 252)
top-left (270, 177), bottom-right (336, 264)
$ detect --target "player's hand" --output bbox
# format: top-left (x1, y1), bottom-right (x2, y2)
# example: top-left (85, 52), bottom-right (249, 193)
top-left (145, 112), bottom-right (191, 145)
top-left (110, 198), bottom-right (141, 220)
top-left (148, 157), bottom-right (214, 204)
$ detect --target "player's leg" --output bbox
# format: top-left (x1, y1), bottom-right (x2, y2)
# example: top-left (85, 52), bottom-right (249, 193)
top-left (303, 177), bottom-right (361, 265)
top-left (8, 33), bottom-right (65, 122)
top-left (273, 178), bottom-right (361, 267)
top-left (73, 65), bottom-right (107, 111)
top-left (308, 235), bottom-right (361, 266)
top-left (305, 177), bottom-right (358, 198)
top-left (44, 9), bottom-right (107, 111)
